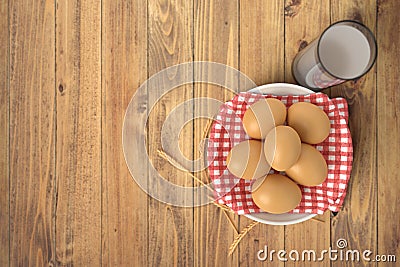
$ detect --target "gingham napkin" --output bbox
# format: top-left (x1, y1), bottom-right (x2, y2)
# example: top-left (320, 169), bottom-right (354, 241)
top-left (207, 92), bottom-right (353, 215)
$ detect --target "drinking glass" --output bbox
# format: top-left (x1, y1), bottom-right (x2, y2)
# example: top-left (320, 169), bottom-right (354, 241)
top-left (292, 20), bottom-right (377, 90)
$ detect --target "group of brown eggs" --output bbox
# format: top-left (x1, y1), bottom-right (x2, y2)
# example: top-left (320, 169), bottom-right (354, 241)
top-left (226, 98), bottom-right (331, 214)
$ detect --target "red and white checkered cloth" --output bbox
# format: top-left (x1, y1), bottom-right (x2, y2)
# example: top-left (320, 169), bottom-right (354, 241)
top-left (207, 92), bottom-right (353, 215)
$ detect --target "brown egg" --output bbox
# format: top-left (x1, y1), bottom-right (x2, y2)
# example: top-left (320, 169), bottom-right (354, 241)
top-left (264, 126), bottom-right (301, 171)
top-left (287, 102), bottom-right (330, 144)
top-left (252, 174), bottom-right (302, 214)
top-left (242, 98), bottom-right (286, 139)
top-left (285, 143), bottom-right (328, 186)
top-left (226, 140), bottom-right (270, 180)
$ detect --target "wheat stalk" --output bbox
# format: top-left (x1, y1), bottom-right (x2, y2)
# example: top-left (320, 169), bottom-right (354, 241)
top-left (202, 118), bottom-right (213, 139)
top-left (156, 121), bottom-right (259, 255)
top-left (157, 149), bottom-right (213, 191)
top-left (223, 210), bottom-right (239, 234)
top-left (198, 118), bottom-right (213, 170)
top-left (157, 149), bottom-right (259, 256)
top-left (311, 216), bottom-right (325, 223)
top-left (228, 220), bottom-right (260, 256)
top-left (210, 199), bottom-right (235, 213)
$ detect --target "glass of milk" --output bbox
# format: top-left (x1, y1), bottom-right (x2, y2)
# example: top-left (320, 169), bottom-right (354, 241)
top-left (292, 20), bottom-right (377, 90)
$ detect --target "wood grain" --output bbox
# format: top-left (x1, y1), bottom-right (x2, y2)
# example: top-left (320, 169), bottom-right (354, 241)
top-left (3, 1), bottom-right (400, 266)
top-left (193, 0), bottom-right (239, 266)
top-left (101, 0), bottom-right (149, 266)
top-left (147, 0), bottom-right (194, 265)
top-left (240, 0), bottom-right (285, 87)
top-left (55, 0), bottom-right (102, 265)
top-left (284, 1), bottom-right (331, 266)
top-left (0, 0), bottom-right (9, 265)
top-left (284, 0), bottom-right (331, 83)
top-left (239, 1), bottom-right (285, 266)
top-left (377, 0), bottom-right (400, 265)
top-left (330, 1), bottom-right (378, 266)
top-left (9, 0), bottom-right (56, 265)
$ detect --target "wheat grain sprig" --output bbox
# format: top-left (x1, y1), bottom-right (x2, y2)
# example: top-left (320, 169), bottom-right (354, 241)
top-left (210, 200), bottom-right (235, 213)
top-left (156, 139), bottom-right (259, 256)
top-left (228, 220), bottom-right (260, 256)
top-left (157, 149), bottom-right (213, 191)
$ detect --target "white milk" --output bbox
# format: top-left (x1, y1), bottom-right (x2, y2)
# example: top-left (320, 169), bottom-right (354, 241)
top-left (319, 25), bottom-right (371, 79)
top-left (293, 24), bottom-right (372, 88)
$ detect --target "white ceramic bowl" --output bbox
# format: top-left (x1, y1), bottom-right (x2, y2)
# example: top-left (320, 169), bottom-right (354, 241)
top-left (245, 83), bottom-right (317, 225)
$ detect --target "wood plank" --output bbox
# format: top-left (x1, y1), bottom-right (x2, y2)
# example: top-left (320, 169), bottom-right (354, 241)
top-left (55, 0), bottom-right (102, 265)
top-left (284, 1), bottom-right (331, 266)
top-left (240, 0), bottom-right (285, 86)
top-left (9, 0), bottom-right (56, 265)
top-left (330, 1), bottom-right (377, 266)
top-left (193, 0), bottom-right (239, 266)
top-left (239, 1), bottom-right (285, 266)
top-left (147, 0), bottom-right (193, 265)
top-left (101, 0), bottom-right (148, 266)
top-left (0, 0), bottom-right (9, 265)
top-left (284, 0), bottom-right (331, 84)
top-left (377, 0), bottom-right (400, 265)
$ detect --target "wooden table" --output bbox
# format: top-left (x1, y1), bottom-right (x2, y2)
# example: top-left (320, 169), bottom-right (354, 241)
top-left (1, 0), bottom-right (399, 266)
